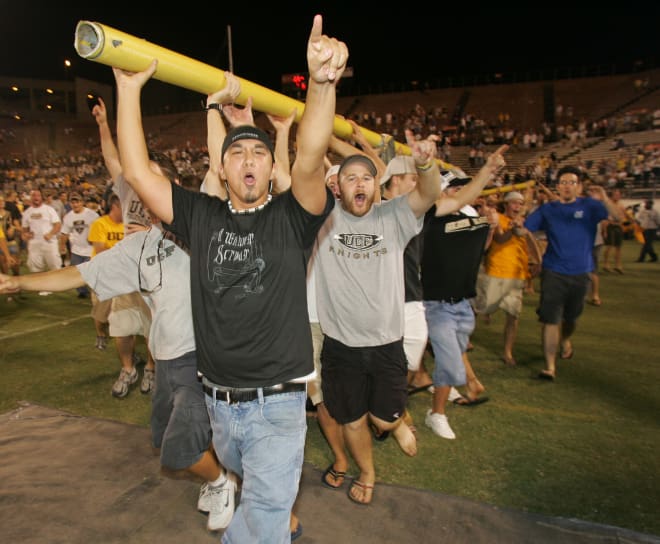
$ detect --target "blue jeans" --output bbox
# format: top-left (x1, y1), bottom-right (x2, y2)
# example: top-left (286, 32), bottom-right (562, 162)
top-left (204, 387), bottom-right (307, 544)
top-left (424, 299), bottom-right (475, 386)
top-left (70, 253), bottom-right (90, 296)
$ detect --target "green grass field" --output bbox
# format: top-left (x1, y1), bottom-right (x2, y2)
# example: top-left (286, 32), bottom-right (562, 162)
top-left (1, 240), bottom-right (658, 537)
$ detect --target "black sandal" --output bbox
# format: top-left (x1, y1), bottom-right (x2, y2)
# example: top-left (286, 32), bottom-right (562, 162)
top-left (369, 422), bottom-right (389, 442)
top-left (321, 464), bottom-right (346, 489)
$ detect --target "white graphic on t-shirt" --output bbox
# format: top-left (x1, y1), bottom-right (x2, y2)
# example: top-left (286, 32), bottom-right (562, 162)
top-left (73, 219), bottom-right (86, 235)
top-left (329, 233), bottom-right (387, 259)
top-left (444, 216), bottom-right (489, 233)
top-left (207, 228), bottom-right (264, 296)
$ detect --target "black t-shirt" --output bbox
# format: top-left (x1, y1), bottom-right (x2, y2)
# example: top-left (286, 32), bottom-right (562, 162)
top-left (421, 208), bottom-right (490, 301)
top-left (4, 201), bottom-right (21, 223)
top-left (404, 233), bottom-right (424, 302)
top-left (382, 196), bottom-right (424, 302)
top-left (165, 183), bottom-right (333, 387)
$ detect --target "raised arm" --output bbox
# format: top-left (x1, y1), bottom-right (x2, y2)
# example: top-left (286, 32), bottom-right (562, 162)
top-left (266, 108), bottom-right (297, 193)
top-left (405, 130), bottom-right (443, 217)
top-left (536, 180), bottom-right (558, 201)
top-left (434, 145), bottom-right (508, 217)
top-left (203, 72), bottom-right (242, 199)
top-left (346, 119), bottom-right (387, 180)
top-left (291, 15), bottom-right (348, 214)
top-left (92, 97), bottom-right (122, 181)
top-left (589, 185), bottom-right (623, 220)
top-left (113, 60), bottom-right (174, 224)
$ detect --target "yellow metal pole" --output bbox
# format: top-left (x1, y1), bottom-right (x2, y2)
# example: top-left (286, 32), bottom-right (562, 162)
top-left (73, 21), bottom-right (450, 165)
top-left (480, 180), bottom-right (536, 196)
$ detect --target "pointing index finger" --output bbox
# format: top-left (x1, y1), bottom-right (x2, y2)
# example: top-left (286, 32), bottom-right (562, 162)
top-left (309, 14), bottom-right (323, 46)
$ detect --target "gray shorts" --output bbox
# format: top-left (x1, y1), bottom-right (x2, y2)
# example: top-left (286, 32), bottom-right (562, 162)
top-left (151, 351), bottom-right (212, 470)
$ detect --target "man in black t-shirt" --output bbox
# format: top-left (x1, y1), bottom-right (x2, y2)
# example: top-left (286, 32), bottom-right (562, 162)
top-left (421, 152), bottom-right (507, 441)
top-left (112, 16), bottom-right (344, 544)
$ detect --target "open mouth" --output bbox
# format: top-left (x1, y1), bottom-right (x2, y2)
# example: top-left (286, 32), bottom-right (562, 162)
top-left (355, 193), bottom-right (366, 205)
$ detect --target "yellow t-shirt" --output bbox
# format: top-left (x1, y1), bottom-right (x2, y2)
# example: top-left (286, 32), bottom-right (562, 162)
top-left (88, 214), bottom-right (124, 257)
top-left (485, 214), bottom-right (529, 280)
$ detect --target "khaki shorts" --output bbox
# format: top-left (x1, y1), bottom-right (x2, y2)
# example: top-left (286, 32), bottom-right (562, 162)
top-left (90, 291), bottom-right (112, 323)
top-left (474, 273), bottom-right (524, 318)
top-left (108, 293), bottom-right (151, 338)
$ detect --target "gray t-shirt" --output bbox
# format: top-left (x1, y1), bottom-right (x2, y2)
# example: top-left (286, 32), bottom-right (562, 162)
top-left (314, 196), bottom-right (421, 347)
top-left (78, 225), bottom-right (194, 361)
top-left (112, 174), bottom-right (151, 228)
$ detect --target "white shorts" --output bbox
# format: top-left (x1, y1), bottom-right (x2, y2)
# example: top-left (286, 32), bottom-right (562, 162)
top-left (26, 240), bottom-right (60, 273)
top-left (404, 301), bottom-right (428, 372)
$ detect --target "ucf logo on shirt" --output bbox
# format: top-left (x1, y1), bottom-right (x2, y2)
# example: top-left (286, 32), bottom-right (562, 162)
top-left (330, 233), bottom-right (387, 258)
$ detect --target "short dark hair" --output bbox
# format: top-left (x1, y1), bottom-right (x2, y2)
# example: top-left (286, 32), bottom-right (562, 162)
top-left (148, 151), bottom-right (179, 183)
top-left (556, 165), bottom-right (582, 182)
top-left (107, 193), bottom-right (121, 209)
top-left (181, 174), bottom-right (202, 193)
top-left (221, 125), bottom-right (274, 161)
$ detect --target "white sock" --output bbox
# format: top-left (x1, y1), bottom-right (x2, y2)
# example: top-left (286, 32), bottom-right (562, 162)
top-left (208, 471), bottom-right (227, 488)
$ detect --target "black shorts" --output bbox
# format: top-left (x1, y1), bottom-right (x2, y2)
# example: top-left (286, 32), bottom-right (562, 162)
top-left (605, 224), bottom-right (623, 247)
top-left (320, 335), bottom-right (408, 425)
top-left (537, 269), bottom-right (589, 325)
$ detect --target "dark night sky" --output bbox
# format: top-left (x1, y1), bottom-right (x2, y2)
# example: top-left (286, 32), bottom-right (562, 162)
top-left (1, 2), bottom-right (658, 92)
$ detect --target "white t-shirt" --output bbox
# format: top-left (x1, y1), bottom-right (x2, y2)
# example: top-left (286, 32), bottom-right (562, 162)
top-left (21, 204), bottom-right (60, 242)
top-left (61, 207), bottom-right (99, 257)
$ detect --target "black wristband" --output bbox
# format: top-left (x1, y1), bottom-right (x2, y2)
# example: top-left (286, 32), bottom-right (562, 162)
top-left (203, 102), bottom-right (222, 112)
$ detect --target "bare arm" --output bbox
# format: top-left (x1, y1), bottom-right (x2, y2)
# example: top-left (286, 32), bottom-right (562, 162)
top-left (405, 130), bottom-right (443, 217)
top-left (536, 180), bottom-right (558, 201)
top-left (0, 232), bottom-right (15, 266)
top-left (434, 145), bottom-right (508, 217)
top-left (92, 97), bottom-right (123, 181)
top-left (291, 15), bottom-right (348, 214)
top-left (202, 72), bottom-right (242, 199)
top-left (590, 185), bottom-right (623, 221)
top-left (43, 221), bottom-right (61, 242)
top-left (0, 267), bottom-right (84, 294)
top-left (113, 60), bottom-right (174, 224)
top-left (266, 108), bottom-right (297, 193)
top-left (525, 231), bottom-right (543, 276)
top-left (346, 119), bottom-right (387, 180)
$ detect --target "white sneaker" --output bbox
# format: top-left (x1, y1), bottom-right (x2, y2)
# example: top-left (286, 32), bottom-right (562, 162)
top-left (447, 387), bottom-right (462, 403)
top-left (425, 410), bottom-right (456, 440)
top-left (111, 367), bottom-right (138, 398)
top-left (140, 367), bottom-right (155, 394)
top-left (198, 474), bottom-right (236, 531)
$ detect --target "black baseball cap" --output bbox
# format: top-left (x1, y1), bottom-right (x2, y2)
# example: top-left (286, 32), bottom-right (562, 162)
top-left (221, 125), bottom-right (274, 160)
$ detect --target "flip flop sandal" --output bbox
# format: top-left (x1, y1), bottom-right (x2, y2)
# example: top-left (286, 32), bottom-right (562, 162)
top-left (321, 464), bottom-right (346, 489)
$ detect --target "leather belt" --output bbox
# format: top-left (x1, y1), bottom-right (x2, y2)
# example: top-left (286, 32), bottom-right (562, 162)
top-left (202, 381), bottom-right (306, 404)
top-left (439, 297), bottom-right (465, 304)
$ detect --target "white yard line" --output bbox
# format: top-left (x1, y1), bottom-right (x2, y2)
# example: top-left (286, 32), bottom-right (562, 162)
top-left (0, 314), bottom-right (91, 340)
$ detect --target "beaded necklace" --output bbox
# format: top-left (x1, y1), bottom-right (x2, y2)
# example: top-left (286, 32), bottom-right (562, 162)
top-left (227, 194), bottom-right (272, 215)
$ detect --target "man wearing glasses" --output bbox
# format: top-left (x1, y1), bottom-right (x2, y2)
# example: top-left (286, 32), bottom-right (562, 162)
top-left (524, 166), bottom-right (621, 380)
top-left (0, 172), bottom-right (237, 533)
